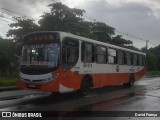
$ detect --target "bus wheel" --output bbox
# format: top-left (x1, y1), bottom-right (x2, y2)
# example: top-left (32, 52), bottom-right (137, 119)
top-left (127, 74), bottom-right (135, 87)
top-left (123, 74), bottom-right (135, 87)
top-left (79, 77), bottom-right (92, 96)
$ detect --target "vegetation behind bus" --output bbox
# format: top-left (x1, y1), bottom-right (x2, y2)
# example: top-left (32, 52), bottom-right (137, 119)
top-left (0, 72), bottom-right (17, 87)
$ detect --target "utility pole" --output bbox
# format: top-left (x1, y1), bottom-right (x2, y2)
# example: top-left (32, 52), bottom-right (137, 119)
top-left (146, 40), bottom-right (149, 50)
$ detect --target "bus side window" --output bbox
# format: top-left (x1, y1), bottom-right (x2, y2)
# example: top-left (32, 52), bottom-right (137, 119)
top-left (117, 50), bottom-right (125, 65)
top-left (108, 48), bottom-right (117, 64)
top-left (96, 46), bottom-right (107, 63)
top-left (133, 54), bottom-right (138, 66)
top-left (81, 42), bottom-right (94, 63)
top-left (139, 55), bottom-right (143, 66)
top-left (126, 52), bottom-right (132, 65)
top-left (142, 55), bottom-right (146, 66)
top-left (62, 38), bottom-right (79, 70)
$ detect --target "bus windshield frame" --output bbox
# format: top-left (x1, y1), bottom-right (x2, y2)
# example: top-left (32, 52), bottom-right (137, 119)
top-left (20, 32), bottom-right (61, 75)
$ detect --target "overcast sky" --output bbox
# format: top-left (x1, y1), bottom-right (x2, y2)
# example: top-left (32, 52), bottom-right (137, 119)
top-left (0, 0), bottom-right (160, 48)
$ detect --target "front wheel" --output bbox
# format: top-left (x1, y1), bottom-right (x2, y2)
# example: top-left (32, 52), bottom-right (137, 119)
top-left (79, 78), bottom-right (91, 96)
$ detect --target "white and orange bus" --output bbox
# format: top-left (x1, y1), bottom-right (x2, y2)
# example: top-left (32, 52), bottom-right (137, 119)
top-left (18, 31), bottom-right (146, 95)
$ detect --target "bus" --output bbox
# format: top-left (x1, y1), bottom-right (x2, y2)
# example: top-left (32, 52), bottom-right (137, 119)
top-left (18, 31), bottom-right (146, 95)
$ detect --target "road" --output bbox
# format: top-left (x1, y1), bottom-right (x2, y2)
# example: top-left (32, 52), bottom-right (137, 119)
top-left (0, 77), bottom-right (160, 120)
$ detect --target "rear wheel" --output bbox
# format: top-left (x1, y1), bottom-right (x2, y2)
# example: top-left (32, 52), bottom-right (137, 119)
top-left (123, 74), bottom-right (135, 87)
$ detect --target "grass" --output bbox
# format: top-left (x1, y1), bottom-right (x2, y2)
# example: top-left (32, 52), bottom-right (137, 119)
top-left (146, 71), bottom-right (160, 78)
top-left (0, 73), bottom-right (18, 87)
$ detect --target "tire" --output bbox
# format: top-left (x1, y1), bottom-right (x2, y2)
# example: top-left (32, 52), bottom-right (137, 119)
top-left (127, 74), bottom-right (135, 87)
top-left (123, 74), bottom-right (135, 87)
top-left (79, 77), bottom-right (92, 96)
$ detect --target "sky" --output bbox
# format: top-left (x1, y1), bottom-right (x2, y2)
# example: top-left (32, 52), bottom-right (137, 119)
top-left (0, 0), bottom-right (160, 49)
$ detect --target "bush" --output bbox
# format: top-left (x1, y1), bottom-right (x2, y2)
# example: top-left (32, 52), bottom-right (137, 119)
top-left (0, 72), bottom-right (18, 87)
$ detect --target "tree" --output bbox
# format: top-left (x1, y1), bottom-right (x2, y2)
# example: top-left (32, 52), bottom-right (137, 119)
top-left (92, 22), bottom-right (115, 42)
top-left (146, 52), bottom-right (159, 71)
top-left (39, 2), bottom-right (115, 42)
top-left (111, 35), bottom-right (133, 46)
top-left (146, 45), bottom-right (160, 71)
top-left (7, 17), bottom-right (38, 55)
top-left (0, 37), bottom-right (13, 73)
top-left (7, 17), bottom-right (38, 42)
top-left (39, 2), bottom-right (86, 34)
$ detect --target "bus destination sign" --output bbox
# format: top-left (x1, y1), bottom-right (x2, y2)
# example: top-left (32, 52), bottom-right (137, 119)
top-left (24, 33), bottom-right (57, 45)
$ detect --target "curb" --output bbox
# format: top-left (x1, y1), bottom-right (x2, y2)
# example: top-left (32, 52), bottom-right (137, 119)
top-left (0, 86), bottom-right (19, 92)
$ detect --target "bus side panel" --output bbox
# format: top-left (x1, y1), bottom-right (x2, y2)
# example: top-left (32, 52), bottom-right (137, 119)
top-left (60, 70), bottom-right (84, 90)
top-left (92, 74), bottom-right (100, 88)
top-left (107, 73), bottom-right (130, 85)
top-left (91, 73), bottom-right (129, 87)
top-left (134, 67), bottom-right (146, 81)
top-left (91, 67), bottom-right (146, 87)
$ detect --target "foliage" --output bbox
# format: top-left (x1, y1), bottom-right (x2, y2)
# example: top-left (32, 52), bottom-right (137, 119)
top-left (0, 73), bottom-right (17, 86)
top-left (7, 17), bottom-right (38, 41)
top-left (146, 52), bottom-right (159, 71)
top-left (149, 45), bottom-right (160, 62)
top-left (146, 45), bottom-right (160, 71)
top-left (7, 17), bottom-right (39, 56)
top-left (38, 2), bottom-right (87, 35)
top-left (39, 2), bottom-right (117, 43)
top-left (146, 71), bottom-right (160, 78)
top-left (111, 35), bottom-right (132, 46)
top-left (92, 22), bottom-right (115, 42)
top-left (0, 37), bottom-right (14, 72)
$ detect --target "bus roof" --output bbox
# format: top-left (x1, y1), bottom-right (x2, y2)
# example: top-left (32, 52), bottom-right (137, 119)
top-left (25, 31), bottom-right (146, 56)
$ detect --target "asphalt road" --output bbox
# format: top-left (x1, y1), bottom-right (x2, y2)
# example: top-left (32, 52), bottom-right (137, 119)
top-left (0, 77), bottom-right (160, 120)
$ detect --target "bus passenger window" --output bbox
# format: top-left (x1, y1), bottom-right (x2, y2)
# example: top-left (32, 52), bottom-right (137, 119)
top-left (62, 38), bottom-right (79, 70)
top-left (139, 55), bottom-right (143, 66)
top-left (142, 55), bottom-right (146, 66)
top-left (63, 47), bottom-right (78, 63)
top-left (81, 43), bottom-right (94, 63)
top-left (126, 52), bottom-right (132, 65)
top-left (96, 46), bottom-right (107, 63)
top-left (118, 50), bottom-right (125, 65)
top-left (133, 54), bottom-right (138, 66)
top-left (108, 48), bottom-right (117, 64)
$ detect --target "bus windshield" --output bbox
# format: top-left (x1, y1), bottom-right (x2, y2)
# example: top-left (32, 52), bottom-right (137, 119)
top-left (21, 43), bottom-right (60, 68)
